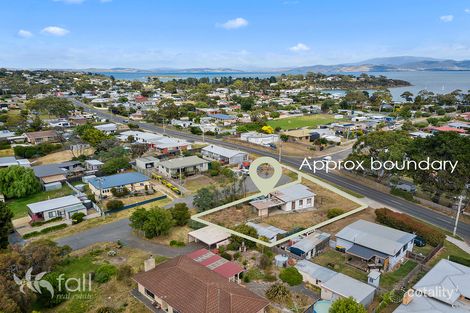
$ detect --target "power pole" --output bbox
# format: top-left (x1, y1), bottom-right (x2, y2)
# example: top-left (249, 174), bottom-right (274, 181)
top-left (453, 195), bottom-right (464, 237)
top-left (278, 140), bottom-right (282, 163)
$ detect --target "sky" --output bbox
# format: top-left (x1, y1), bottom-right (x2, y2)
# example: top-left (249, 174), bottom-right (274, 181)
top-left (2, 0), bottom-right (470, 69)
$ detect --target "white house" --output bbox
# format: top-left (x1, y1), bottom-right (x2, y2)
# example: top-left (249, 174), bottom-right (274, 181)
top-left (335, 220), bottom-right (416, 272)
top-left (158, 156), bottom-right (209, 178)
top-left (27, 195), bottom-right (87, 222)
top-left (240, 132), bottom-right (279, 146)
top-left (94, 123), bottom-right (118, 134)
top-left (201, 144), bottom-right (248, 165)
top-left (250, 183), bottom-right (315, 217)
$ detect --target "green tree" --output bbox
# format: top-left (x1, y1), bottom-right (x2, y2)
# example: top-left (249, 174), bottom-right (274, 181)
top-left (230, 224), bottom-right (258, 248)
top-left (329, 297), bottom-right (367, 313)
top-left (0, 202), bottom-right (13, 249)
top-left (101, 157), bottom-right (130, 175)
top-left (0, 166), bottom-right (41, 199)
top-left (170, 203), bottom-right (191, 226)
top-left (130, 207), bottom-right (174, 238)
top-left (265, 283), bottom-right (291, 305)
top-left (279, 267), bottom-right (303, 286)
top-left (26, 97), bottom-right (74, 118)
top-left (35, 272), bottom-right (68, 308)
top-left (193, 187), bottom-right (217, 212)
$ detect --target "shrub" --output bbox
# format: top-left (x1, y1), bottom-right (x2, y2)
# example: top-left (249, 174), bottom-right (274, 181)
top-left (169, 240), bottom-right (186, 247)
top-left (71, 212), bottom-right (86, 224)
top-left (279, 267), bottom-right (302, 286)
top-left (220, 251), bottom-right (232, 260)
top-left (94, 264), bottom-right (117, 283)
top-left (209, 169), bottom-right (219, 176)
top-left (375, 208), bottom-right (445, 246)
top-left (30, 217), bottom-right (62, 227)
top-left (327, 208), bottom-right (345, 219)
top-left (110, 187), bottom-right (129, 197)
top-left (106, 200), bottom-right (124, 211)
top-left (265, 283), bottom-right (291, 304)
top-left (96, 307), bottom-right (118, 313)
top-left (258, 254), bottom-right (272, 270)
top-left (390, 188), bottom-right (415, 202)
top-left (23, 223), bottom-right (68, 239)
top-left (449, 255), bottom-right (470, 267)
top-left (117, 265), bottom-right (133, 283)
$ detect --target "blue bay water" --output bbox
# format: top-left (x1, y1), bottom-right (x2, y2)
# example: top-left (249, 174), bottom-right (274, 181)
top-left (95, 70), bottom-right (470, 101)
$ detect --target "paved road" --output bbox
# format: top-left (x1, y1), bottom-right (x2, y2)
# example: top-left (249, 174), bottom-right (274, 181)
top-left (72, 99), bottom-right (470, 240)
top-left (56, 218), bottom-right (202, 256)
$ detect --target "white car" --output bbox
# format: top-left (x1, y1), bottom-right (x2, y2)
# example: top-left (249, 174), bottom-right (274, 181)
top-left (322, 156), bottom-right (332, 162)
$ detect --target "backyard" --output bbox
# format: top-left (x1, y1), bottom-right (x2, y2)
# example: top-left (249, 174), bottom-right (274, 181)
top-left (312, 248), bottom-right (368, 282)
top-left (267, 114), bottom-right (338, 130)
top-left (8, 185), bottom-right (74, 219)
top-left (380, 260), bottom-right (418, 290)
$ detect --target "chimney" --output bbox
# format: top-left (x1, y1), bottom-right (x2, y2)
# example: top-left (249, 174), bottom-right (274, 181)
top-left (402, 289), bottom-right (414, 305)
top-left (144, 256), bottom-right (156, 272)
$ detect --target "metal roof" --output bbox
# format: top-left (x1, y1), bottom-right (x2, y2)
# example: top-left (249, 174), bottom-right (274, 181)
top-left (290, 232), bottom-right (330, 254)
top-left (246, 222), bottom-right (286, 240)
top-left (27, 195), bottom-right (82, 214)
top-left (321, 272), bottom-right (376, 303)
top-left (271, 183), bottom-right (316, 202)
top-left (295, 260), bottom-right (337, 283)
top-left (202, 144), bottom-right (247, 158)
top-left (188, 226), bottom-right (231, 246)
top-left (346, 244), bottom-right (389, 260)
top-left (336, 220), bottom-right (416, 256)
top-left (32, 164), bottom-right (66, 177)
top-left (158, 156), bottom-right (208, 170)
top-left (88, 172), bottom-right (149, 189)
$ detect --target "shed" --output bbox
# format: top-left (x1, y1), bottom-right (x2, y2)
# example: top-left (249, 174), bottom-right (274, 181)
top-left (289, 232), bottom-right (330, 259)
top-left (188, 226), bottom-right (231, 248)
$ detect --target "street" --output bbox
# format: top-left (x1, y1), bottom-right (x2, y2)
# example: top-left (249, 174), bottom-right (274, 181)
top-left (72, 99), bottom-right (470, 240)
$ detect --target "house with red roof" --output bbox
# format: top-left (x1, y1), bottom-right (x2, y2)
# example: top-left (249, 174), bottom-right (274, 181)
top-left (187, 248), bottom-right (244, 283)
top-left (427, 126), bottom-right (465, 134)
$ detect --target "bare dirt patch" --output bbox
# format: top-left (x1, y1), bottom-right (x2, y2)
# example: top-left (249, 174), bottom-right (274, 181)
top-left (33, 148), bottom-right (94, 165)
top-left (203, 204), bottom-right (258, 228)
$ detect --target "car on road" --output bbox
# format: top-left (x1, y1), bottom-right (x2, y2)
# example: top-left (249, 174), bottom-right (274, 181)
top-left (322, 156), bottom-right (332, 162)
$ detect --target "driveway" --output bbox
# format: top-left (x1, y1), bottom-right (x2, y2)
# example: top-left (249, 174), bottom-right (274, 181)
top-left (56, 218), bottom-right (202, 257)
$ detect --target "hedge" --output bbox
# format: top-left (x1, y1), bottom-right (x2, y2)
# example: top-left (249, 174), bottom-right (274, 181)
top-left (375, 208), bottom-right (445, 246)
top-left (390, 188), bottom-right (415, 202)
top-left (279, 267), bottom-right (303, 286)
top-left (23, 223), bottom-right (68, 239)
top-left (449, 255), bottom-right (470, 267)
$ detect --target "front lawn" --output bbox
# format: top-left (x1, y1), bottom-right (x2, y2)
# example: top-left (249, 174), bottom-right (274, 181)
top-left (267, 114), bottom-right (338, 130)
top-left (8, 185), bottom-right (74, 219)
top-left (428, 240), bottom-right (470, 267)
top-left (380, 260), bottom-right (418, 290)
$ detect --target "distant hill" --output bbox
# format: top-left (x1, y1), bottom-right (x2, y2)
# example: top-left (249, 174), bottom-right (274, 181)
top-left (286, 56), bottom-right (470, 73)
top-left (80, 67), bottom-right (245, 73)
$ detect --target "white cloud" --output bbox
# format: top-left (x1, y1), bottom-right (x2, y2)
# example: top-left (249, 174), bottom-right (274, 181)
top-left (289, 43), bottom-right (310, 52)
top-left (18, 30), bottom-right (33, 38)
top-left (465, 9), bottom-right (470, 14)
top-left (440, 15), bottom-right (454, 22)
top-left (218, 17), bottom-right (248, 30)
top-left (41, 26), bottom-right (70, 36)
top-left (53, 0), bottom-right (85, 3)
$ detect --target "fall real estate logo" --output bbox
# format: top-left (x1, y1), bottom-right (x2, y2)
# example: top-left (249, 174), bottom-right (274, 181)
top-left (13, 267), bottom-right (93, 300)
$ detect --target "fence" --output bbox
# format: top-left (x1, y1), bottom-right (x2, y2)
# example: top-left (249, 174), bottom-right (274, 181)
top-left (105, 194), bottom-right (168, 214)
top-left (406, 242), bottom-right (443, 264)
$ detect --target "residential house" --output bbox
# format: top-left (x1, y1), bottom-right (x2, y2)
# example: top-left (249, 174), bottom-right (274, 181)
top-left (245, 222), bottom-right (286, 243)
top-left (25, 130), bottom-right (60, 145)
top-left (208, 114), bottom-right (238, 126)
top-left (94, 123), bottom-right (118, 134)
top-left (135, 156), bottom-right (160, 170)
top-left (201, 144), bottom-right (248, 165)
top-left (428, 126), bottom-right (466, 134)
top-left (171, 119), bottom-right (193, 128)
top-left (33, 164), bottom-right (67, 186)
top-left (240, 132), bottom-right (279, 146)
top-left (0, 156), bottom-right (30, 168)
top-left (88, 172), bottom-right (151, 198)
top-left (282, 129), bottom-right (315, 143)
top-left (0, 130), bottom-right (16, 141)
top-left (447, 122), bottom-right (470, 131)
top-left (84, 159), bottom-right (104, 173)
top-left (393, 259), bottom-right (470, 313)
top-left (295, 260), bottom-right (376, 307)
top-left (335, 220), bottom-right (416, 271)
top-left (250, 183), bottom-right (315, 217)
top-left (119, 131), bottom-right (191, 154)
top-left (188, 225), bottom-right (231, 248)
top-left (289, 232), bottom-right (330, 259)
top-left (133, 255), bottom-right (269, 313)
top-left (27, 195), bottom-right (87, 222)
top-left (186, 249), bottom-right (244, 283)
top-left (157, 156), bottom-right (209, 178)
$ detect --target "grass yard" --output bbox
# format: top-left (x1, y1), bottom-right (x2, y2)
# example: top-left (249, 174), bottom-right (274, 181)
top-left (380, 260), bottom-right (418, 290)
top-left (428, 240), bottom-right (470, 267)
top-left (203, 204), bottom-right (258, 228)
top-left (38, 243), bottom-right (167, 313)
top-left (267, 114), bottom-right (338, 130)
top-left (0, 148), bottom-right (14, 157)
top-left (9, 185), bottom-right (73, 219)
top-left (313, 249), bottom-right (368, 282)
top-left (151, 225), bottom-right (191, 245)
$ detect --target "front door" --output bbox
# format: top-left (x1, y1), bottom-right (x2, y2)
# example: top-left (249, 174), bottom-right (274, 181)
top-left (291, 201), bottom-right (295, 210)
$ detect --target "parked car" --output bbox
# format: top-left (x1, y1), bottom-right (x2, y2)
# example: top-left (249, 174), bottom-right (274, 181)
top-left (390, 181), bottom-right (416, 193)
top-left (414, 236), bottom-right (426, 247)
top-left (322, 156), bottom-right (332, 162)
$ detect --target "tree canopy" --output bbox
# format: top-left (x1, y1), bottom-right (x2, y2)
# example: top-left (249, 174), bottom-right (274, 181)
top-left (0, 166), bottom-right (41, 199)
top-left (329, 297), bottom-right (367, 313)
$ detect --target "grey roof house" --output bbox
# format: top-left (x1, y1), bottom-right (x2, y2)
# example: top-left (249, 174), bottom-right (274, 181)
top-left (27, 195), bottom-right (87, 222)
top-left (335, 220), bottom-right (416, 271)
top-left (201, 144), bottom-right (248, 165)
top-left (157, 156), bottom-right (209, 178)
top-left (394, 259), bottom-right (470, 313)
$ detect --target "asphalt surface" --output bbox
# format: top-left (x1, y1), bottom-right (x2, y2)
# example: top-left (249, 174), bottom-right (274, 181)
top-left (72, 99), bottom-right (470, 240)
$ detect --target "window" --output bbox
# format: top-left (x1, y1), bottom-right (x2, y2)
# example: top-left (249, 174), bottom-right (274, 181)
top-left (307, 198), bottom-right (312, 206)
top-left (48, 211), bottom-right (56, 218)
top-left (144, 288), bottom-right (155, 299)
top-left (299, 199), bottom-right (303, 206)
